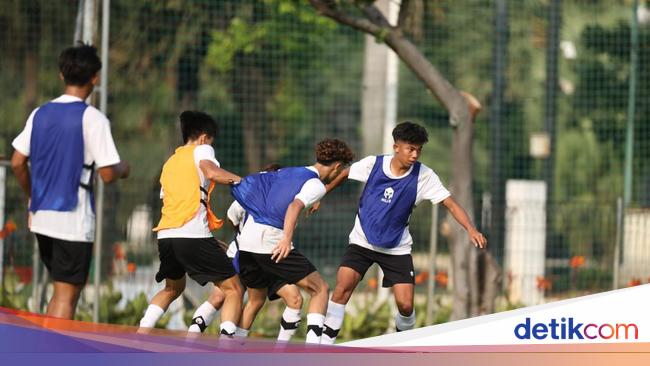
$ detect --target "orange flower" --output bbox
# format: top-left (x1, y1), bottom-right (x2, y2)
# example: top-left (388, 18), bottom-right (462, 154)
top-left (127, 262), bottom-right (137, 273)
top-left (367, 278), bottom-right (378, 289)
top-left (414, 271), bottom-right (429, 285)
top-left (627, 278), bottom-right (642, 287)
top-left (113, 244), bottom-right (126, 260)
top-left (569, 255), bottom-right (585, 269)
top-left (0, 220), bottom-right (18, 239)
top-left (536, 276), bottom-right (552, 291)
top-left (4, 220), bottom-right (17, 233)
top-left (435, 271), bottom-right (448, 288)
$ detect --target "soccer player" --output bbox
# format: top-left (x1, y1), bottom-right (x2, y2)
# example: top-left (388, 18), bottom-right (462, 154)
top-left (226, 197), bottom-right (304, 341)
top-left (138, 111), bottom-right (244, 336)
top-left (320, 122), bottom-right (487, 344)
top-left (231, 139), bottom-right (354, 344)
top-left (190, 162), bottom-right (304, 340)
top-left (11, 44), bottom-right (130, 320)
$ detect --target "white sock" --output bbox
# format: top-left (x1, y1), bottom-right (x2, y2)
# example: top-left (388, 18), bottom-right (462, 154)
top-left (305, 313), bottom-right (325, 344)
top-left (188, 301), bottom-right (218, 333)
top-left (234, 327), bottom-right (250, 338)
top-left (138, 304), bottom-right (165, 328)
top-left (321, 301), bottom-right (345, 344)
top-left (220, 320), bottom-right (237, 337)
top-left (395, 311), bottom-right (416, 332)
top-left (277, 307), bottom-right (301, 342)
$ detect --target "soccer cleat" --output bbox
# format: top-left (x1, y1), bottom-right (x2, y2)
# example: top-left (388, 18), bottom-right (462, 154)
top-left (220, 328), bottom-right (235, 337)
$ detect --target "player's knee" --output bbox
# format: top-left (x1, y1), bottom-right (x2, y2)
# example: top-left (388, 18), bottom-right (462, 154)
top-left (248, 293), bottom-right (266, 308)
top-left (316, 279), bottom-right (329, 297)
top-left (284, 291), bottom-right (303, 309)
top-left (164, 283), bottom-right (184, 298)
top-left (396, 301), bottom-right (413, 316)
top-left (225, 280), bottom-right (245, 299)
top-left (306, 278), bottom-right (328, 297)
top-left (208, 290), bottom-right (225, 308)
top-left (331, 285), bottom-right (352, 304)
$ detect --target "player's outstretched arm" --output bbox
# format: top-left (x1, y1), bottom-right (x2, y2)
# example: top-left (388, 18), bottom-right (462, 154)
top-left (272, 198), bottom-right (305, 263)
top-left (307, 167), bottom-right (350, 216)
top-left (98, 161), bottom-right (130, 183)
top-left (199, 160), bottom-right (241, 185)
top-left (11, 150), bottom-right (31, 199)
top-left (325, 167), bottom-right (349, 193)
top-left (441, 196), bottom-right (487, 249)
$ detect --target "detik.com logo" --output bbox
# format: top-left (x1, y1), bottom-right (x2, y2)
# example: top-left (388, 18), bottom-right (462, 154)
top-left (514, 317), bottom-right (638, 340)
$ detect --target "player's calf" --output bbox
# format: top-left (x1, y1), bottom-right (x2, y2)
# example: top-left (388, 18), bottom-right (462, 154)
top-left (217, 276), bottom-right (244, 337)
top-left (139, 278), bottom-right (185, 330)
top-left (394, 284), bottom-right (415, 332)
top-left (296, 272), bottom-right (329, 344)
top-left (277, 285), bottom-right (303, 342)
top-left (188, 287), bottom-right (225, 333)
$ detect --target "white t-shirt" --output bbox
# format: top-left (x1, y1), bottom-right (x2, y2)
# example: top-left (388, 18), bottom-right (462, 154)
top-left (227, 200), bottom-right (246, 230)
top-left (237, 166), bottom-right (326, 254)
top-left (348, 155), bottom-right (451, 255)
top-left (156, 145), bottom-right (221, 239)
top-left (226, 200), bottom-right (246, 258)
top-left (12, 95), bottom-right (121, 242)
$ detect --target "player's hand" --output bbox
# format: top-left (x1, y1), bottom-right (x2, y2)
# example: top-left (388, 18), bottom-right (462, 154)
top-left (469, 228), bottom-right (487, 249)
top-left (119, 160), bottom-right (131, 179)
top-left (306, 201), bottom-right (321, 217)
top-left (271, 237), bottom-right (292, 263)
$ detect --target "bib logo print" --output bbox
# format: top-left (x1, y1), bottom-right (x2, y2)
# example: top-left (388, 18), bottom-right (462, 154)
top-left (381, 187), bottom-right (394, 203)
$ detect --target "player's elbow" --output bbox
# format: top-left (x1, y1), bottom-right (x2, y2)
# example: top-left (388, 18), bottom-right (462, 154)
top-left (10, 151), bottom-right (28, 173)
top-left (98, 167), bottom-right (118, 184)
top-left (290, 199), bottom-right (306, 211)
top-left (205, 170), bottom-right (224, 183)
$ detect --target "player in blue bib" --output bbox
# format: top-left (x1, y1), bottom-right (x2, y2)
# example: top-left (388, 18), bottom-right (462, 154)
top-left (230, 138), bottom-right (354, 344)
top-left (11, 44), bottom-right (130, 320)
top-left (319, 122), bottom-right (487, 344)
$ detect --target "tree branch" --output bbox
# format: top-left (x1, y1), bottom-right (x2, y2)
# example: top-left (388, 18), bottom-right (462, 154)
top-left (309, 0), bottom-right (384, 35)
top-left (310, 0), bottom-right (471, 126)
top-left (359, 3), bottom-right (392, 29)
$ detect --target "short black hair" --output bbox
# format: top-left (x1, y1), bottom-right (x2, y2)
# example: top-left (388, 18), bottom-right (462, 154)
top-left (392, 121), bottom-right (429, 145)
top-left (179, 110), bottom-right (218, 143)
top-left (58, 43), bottom-right (102, 86)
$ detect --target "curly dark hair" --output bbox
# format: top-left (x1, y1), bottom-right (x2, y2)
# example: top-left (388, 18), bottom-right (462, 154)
top-left (315, 138), bottom-right (354, 166)
top-left (392, 121), bottom-right (429, 145)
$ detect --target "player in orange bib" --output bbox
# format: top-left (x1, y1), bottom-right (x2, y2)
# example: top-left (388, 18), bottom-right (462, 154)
top-left (138, 111), bottom-right (244, 336)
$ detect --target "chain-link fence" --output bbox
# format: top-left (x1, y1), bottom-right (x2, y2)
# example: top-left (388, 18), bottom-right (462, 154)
top-left (0, 0), bottom-right (648, 336)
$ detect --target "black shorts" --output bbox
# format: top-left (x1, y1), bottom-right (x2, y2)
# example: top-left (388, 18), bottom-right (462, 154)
top-left (36, 234), bottom-right (93, 285)
top-left (155, 237), bottom-right (237, 286)
top-left (238, 250), bottom-right (316, 297)
top-left (231, 251), bottom-right (284, 301)
top-left (340, 244), bottom-right (414, 287)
